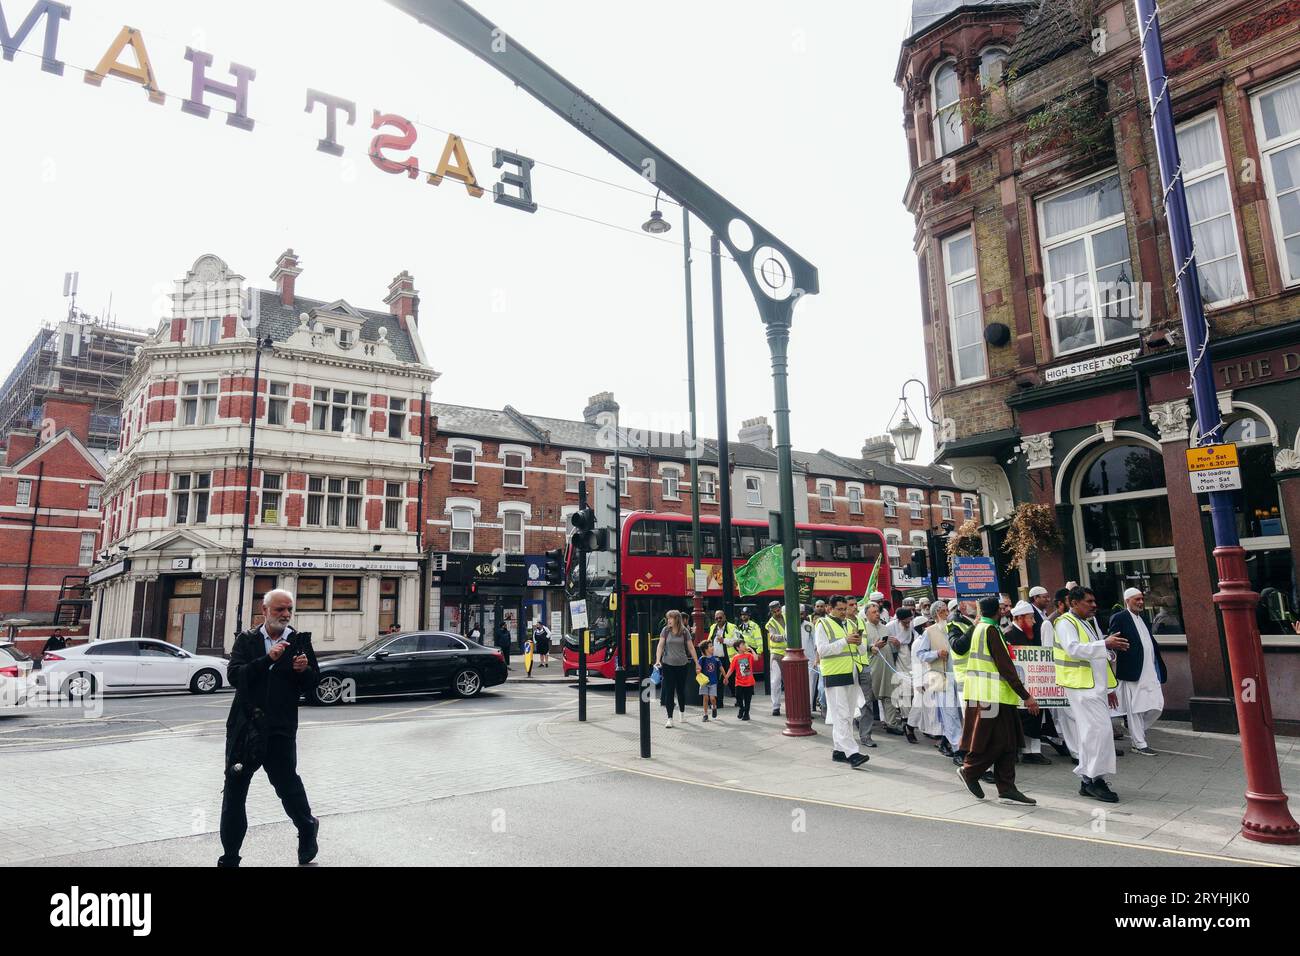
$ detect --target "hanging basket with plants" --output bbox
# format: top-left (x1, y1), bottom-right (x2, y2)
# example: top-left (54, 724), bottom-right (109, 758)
top-left (1002, 503), bottom-right (1063, 567)
top-left (946, 518), bottom-right (984, 558)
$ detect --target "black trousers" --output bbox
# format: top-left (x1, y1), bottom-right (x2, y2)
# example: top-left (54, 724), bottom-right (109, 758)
top-left (220, 733), bottom-right (314, 861)
top-left (497, 642), bottom-right (511, 666)
top-left (735, 685), bottom-right (754, 719)
top-left (660, 663), bottom-right (691, 717)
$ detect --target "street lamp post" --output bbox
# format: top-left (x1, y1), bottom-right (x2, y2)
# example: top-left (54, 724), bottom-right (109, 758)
top-left (234, 328), bottom-right (273, 636)
top-left (1135, 0), bottom-right (1298, 844)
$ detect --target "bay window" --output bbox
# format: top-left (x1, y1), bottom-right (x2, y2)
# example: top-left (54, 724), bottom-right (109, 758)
top-left (932, 61), bottom-right (964, 157)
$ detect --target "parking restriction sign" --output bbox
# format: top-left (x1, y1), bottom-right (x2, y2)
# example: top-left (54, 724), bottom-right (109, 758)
top-left (1186, 443), bottom-right (1241, 493)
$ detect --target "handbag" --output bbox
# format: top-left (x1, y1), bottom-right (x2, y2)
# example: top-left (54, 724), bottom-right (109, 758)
top-left (650, 665), bottom-right (663, 686)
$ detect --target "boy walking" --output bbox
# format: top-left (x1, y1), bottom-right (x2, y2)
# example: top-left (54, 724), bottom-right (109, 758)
top-left (725, 638), bottom-right (758, 721)
top-left (699, 642), bottom-right (723, 720)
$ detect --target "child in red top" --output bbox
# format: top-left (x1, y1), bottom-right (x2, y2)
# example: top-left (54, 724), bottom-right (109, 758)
top-left (725, 639), bottom-right (758, 721)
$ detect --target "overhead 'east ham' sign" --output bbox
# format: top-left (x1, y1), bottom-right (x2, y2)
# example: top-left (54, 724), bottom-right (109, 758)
top-left (0, 1), bottom-right (539, 213)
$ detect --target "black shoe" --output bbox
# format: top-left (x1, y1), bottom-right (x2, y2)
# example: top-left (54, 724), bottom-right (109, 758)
top-left (957, 766), bottom-right (984, 800)
top-left (1021, 753), bottom-right (1052, 766)
top-left (905, 725), bottom-right (918, 744)
top-left (1080, 779), bottom-right (1119, 803)
top-left (849, 753), bottom-right (869, 769)
top-left (980, 771), bottom-right (995, 784)
top-left (297, 816), bottom-right (320, 865)
top-left (772, 711), bottom-right (781, 717)
top-left (952, 753), bottom-right (964, 766)
top-left (217, 855), bottom-right (240, 868)
top-left (1049, 739), bottom-right (1071, 758)
top-left (885, 726), bottom-right (905, 736)
top-left (832, 750), bottom-right (848, 762)
top-left (999, 789), bottom-right (1037, 806)
top-left (1070, 756), bottom-right (1079, 766)
top-left (937, 740), bottom-right (953, 757)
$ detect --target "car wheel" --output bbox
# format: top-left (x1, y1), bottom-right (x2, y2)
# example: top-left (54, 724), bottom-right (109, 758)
top-left (66, 672), bottom-right (96, 700)
top-left (190, 669), bottom-right (221, 694)
top-left (452, 668), bottom-right (483, 698)
top-left (311, 675), bottom-right (347, 706)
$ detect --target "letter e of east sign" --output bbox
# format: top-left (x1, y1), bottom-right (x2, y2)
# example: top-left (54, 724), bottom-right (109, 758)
top-left (0, 2), bottom-right (538, 213)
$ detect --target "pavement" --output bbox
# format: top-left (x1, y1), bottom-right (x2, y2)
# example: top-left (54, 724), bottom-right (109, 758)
top-left (538, 692), bottom-right (1300, 866)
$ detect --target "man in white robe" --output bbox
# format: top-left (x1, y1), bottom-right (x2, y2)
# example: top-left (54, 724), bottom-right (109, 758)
top-left (1055, 587), bottom-right (1129, 803)
top-left (815, 595), bottom-right (868, 769)
top-left (1107, 587), bottom-right (1166, 756)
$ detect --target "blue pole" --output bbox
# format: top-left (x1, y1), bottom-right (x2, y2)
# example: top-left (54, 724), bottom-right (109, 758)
top-left (1135, 0), bottom-right (1298, 844)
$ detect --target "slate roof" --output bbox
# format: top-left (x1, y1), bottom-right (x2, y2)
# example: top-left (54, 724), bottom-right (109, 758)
top-left (906, 0), bottom-right (1032, 39)
top-left (254, 289), bottom-right (421, 365)
top-left (1006, 0), bottom-right (1092, 75)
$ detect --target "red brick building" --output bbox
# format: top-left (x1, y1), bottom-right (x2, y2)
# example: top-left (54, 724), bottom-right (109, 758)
top-left (0, 396), bottom-right (106, 652)
top-left (896, 0), bottom-right (1300, 732)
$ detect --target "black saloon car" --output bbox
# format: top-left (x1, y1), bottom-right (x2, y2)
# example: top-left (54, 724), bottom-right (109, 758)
top-left (307, 631), bottom-right (507, 705)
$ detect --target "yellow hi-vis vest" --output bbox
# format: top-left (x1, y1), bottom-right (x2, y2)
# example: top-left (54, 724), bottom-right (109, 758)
top-left (815, 616), bottom-right (857, 680)
top-left (709, 622), bottom-right (739, 658)
top-left (765, 615), bottom-right (787, 656)
top-left (739, 620), bottom-right (764, 655)
top-left (847, 616), bottom-right (872, 670)
top-left (1053, 612), bottom-right (1118, 690)
top-left (950, 619), bottom-right (972, 681)
top-left (962, 619), bottom-right (1022, 706)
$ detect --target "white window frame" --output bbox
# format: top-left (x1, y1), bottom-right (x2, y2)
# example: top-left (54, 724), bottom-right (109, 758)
top-left (261, 472), bottom-right (282, 525)
top-left (1037, 169), bottom-right (1137, 357)
top-left (267, 382), bottom-right (289, 427)
top-left (189, 317), bottom-right (221, 346)
top-left (942, 230), bottom-right (988, 384)
top-left (908, 490), bottom-right (924, 519)
top-left (312, 388), bottom-right (367, 435)
top-left (384, 481), bottom-right (404, 531)
top-left (450, 508), bottom-right (474, 552)
top-left (502, 509), bottom-right (525, 555)
top-left (306, 475), bottom-right (363, 529)
top-left (818, 482), bottom-right (834, 513)
top-left (699, 470), bottom-right (718, 504)
top-left (940, 494), bottom-right (954, 520)
top-left (172, 472), bottom-right (211, 525)
top-left (79, 532), bottom-right (96, 567)
top-left (882, 487), bottom-right (898, 519)
top-left (847, 484), bottom-right (864, 515)
top-left (387, 397), bottom-right (406, 439)
top-left (1176, 112), bottom-right (1248, 307)
top-left (15, 479), bottom-right (32, 508)
top-left (745, 475), bottom-right (763, 506)
top-left (503, 452), bottom-right (526, 488)
top-left (607, 460), bottom-right (630, 497)
top-left (450, 444), bottom-right (476, 483)
top-left (886, 531), bottom-right (903, 569)
top-left (931, 59), bottom-right (965, 158)
top-left (963, 495), bottom-right (976, 521)
top-left (1252, 71), bottom-right (1300, 289)
top-left (87, 484), bottom-right (102, 511)
top-left (181, 380), bottom-right (219, 426)
top-left (662, 467), bottom-right (682, 501)
top-left (565, 458), bottom-right (585, 493)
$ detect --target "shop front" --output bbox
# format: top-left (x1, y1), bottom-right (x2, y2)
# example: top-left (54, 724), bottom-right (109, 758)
top-left (996, 324), bottom-right (1300, 735)
top-left (431, 553), bottom-right (559, 648)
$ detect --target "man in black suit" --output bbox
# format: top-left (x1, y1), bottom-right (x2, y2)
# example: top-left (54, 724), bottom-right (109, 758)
top-left (1107, 587), bottom-right (1167, 756)
top-left (219, 589), bottom-right (320, 867)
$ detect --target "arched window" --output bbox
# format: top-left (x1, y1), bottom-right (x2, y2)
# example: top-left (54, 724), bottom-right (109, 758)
top-left (932, 61), bottom-right (965, 157)
top-left (1072, 442), bottom-right (1183, 635)
top-left (979, 47), bottom-right (1008, 89)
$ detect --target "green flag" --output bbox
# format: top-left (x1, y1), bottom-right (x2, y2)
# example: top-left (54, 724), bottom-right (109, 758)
top-left (862, 552), bottom-right (881, 604)
top-left (735, 544), bottom-right (784, 596)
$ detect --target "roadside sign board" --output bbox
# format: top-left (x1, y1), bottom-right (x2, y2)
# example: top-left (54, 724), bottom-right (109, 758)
top-left (952, 557), bottom-right (1000, 599)
top-left (570, 599), bottom-right (589, 630)
top-left (1186, 443), bottom-right (1241, 493)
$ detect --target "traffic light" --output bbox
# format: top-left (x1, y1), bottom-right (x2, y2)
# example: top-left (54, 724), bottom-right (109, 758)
top-left (909, 548), bottom-right (929, 579)
top-left (544, 548), bottom-right (565, 586)
top-left (570, 505), bottom-right (599, 552)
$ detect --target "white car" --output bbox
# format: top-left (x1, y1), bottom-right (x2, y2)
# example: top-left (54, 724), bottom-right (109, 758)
top-left (0, 642), bottom-right (34, 714)
top-left (39, 639), bottom-right (229, 698)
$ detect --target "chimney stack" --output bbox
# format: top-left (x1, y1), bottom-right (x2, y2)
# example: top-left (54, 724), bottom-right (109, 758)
top-left (270, 249), bottom-right (301, 307)
top-left (861, 435), bottom-right (897, 466)
top-left (4, 429), bottom-right (37, 466)
top-left (41, 397), bottom-right (94, 445)
top-left (738, 416), bottom-right (773, 451)
top-left (583, 391), bottom-right (619, 425)
top-left (385, 271), bottom-right (419, 330)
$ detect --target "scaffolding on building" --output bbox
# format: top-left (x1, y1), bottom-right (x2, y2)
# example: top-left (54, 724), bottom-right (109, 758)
top-left (0, 310), bottom-right (150, 453)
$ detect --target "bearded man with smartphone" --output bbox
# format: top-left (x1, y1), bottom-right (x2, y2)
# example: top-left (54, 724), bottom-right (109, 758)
top-left (219, 588), bottom-right (320, 867)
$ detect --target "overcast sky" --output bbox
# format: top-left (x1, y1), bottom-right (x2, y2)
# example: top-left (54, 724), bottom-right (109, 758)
top-left (0, 0), bottom-right (934, 461)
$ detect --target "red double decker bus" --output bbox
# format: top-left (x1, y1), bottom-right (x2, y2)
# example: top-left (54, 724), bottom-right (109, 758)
top-left (563, 511), bottom-right (888, 680)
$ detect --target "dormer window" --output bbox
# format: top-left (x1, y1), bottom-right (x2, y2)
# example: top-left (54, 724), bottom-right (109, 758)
top-left (979, 48), bottom-right (1008, 89)
top-left (337, 328), bottom-right (354, 349)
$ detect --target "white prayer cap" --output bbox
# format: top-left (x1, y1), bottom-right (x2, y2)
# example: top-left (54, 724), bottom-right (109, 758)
top-left (869, 592), bottom-right (885, 602)
top-left (1123, 587), bottom-right (1143, 600)
top-left (947, 599), bottom-right (961, 612)
top-left (1028, 586), bottom-right (1049, 597)
top-left (1011, 600), bottom-right (1035, 617)
top-left (902, 597), bottom-right (917, 607)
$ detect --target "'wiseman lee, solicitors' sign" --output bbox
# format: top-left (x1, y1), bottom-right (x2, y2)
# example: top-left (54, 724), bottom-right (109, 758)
top-left (1, 2), bottom-right (538, 212)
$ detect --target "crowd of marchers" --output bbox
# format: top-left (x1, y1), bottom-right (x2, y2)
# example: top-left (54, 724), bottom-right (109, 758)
top-left (656, 584), bottom-right (1166, 807)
